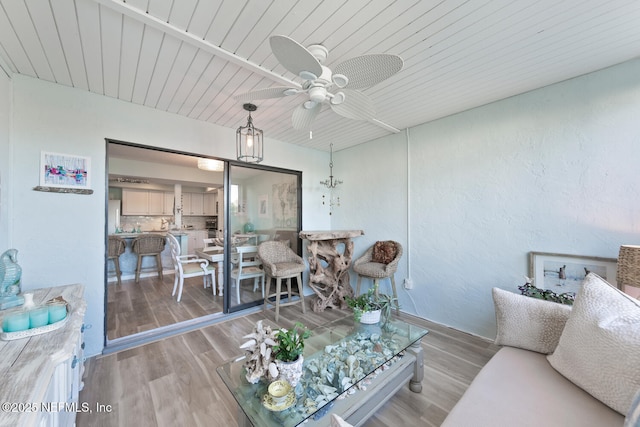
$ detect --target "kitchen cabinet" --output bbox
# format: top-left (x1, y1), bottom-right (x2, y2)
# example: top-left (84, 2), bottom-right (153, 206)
top-left (123, 189), bottom-right (173, 215)
top-left (183, 192), bottom-right (211, 216)
top-left (204, 193), bottom-right (217, 215)
top-left (149, 191), bottom-right (174, 215)
top-left (185, 230), bottom-right (208, 254)
top-left (148, 191), bottom-right (164, 215)
top-left (122, 188), bottom-right (148, 215)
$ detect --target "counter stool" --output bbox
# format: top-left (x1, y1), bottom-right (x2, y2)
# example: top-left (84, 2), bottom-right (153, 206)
top-left (132, 234), bottom-right (166, 283)
top-left (107, 235), bottom-right (126, 285)
top-left (257, 241), bottom-right (306, 322)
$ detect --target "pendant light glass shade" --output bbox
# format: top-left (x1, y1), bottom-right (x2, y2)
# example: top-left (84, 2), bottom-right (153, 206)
top-left (236, 103), bottom-right (263, 163)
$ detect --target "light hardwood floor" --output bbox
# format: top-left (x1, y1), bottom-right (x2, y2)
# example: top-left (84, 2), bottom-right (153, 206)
top-left (107, 274), bottom-right (267, 340)
top-left (81, 300), bottom-right (499, 427)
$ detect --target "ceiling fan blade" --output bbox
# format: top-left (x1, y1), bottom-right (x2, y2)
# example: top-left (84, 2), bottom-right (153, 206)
top-left (234, 86), bottom-right (298, 102)
top-left (292, 102), bottom-right (321, 130)
top-left (333, 54), bottom-right (403, 89)
top-left (330, 89), bottom-right (375, 121)
top-left (270, 35), bottom-right (323, 80)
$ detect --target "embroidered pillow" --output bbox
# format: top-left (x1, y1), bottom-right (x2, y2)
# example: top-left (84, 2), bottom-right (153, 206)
top-left (372, 241), bottom-right (397, 264)
top-left (547, 273), bottom-right (640, 415)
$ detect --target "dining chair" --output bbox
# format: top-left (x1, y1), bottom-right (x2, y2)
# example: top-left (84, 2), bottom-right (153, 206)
top-left (107, 235), bottom-right (126, 285)
top-left (166, 233), bottom-right (216, 302)
top-left (257, 241), bottom-right (306, 322)
top-left (353, 240), bottom-right (402, 314)
top-left (231, 245), bottom-right (265, 305)
top-left (131, 234), bottom-right (166, 283)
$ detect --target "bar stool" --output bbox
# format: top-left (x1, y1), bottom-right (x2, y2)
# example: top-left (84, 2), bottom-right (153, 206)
top-left (107, 235), bottom-right (126, 285)
top-left (132, 234), bottom-right (166, 283)
top-left (257, 241), bottom-right (306, 322)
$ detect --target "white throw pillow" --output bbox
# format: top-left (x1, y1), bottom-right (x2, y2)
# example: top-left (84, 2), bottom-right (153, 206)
top-left (493, 287), bottom-right (572, 354)
top-left (547, 273), bottom-right (640, 415)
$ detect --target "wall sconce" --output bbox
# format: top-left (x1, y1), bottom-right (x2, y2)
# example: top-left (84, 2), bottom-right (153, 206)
top-left (236, 103), bottom-right (263, 163)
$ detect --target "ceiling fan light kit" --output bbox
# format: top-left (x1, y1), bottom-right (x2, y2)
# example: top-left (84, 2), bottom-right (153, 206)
top-left (236, 103), bottom-right (263, 163)
top-left (235, 35), bottom-right (404, 131)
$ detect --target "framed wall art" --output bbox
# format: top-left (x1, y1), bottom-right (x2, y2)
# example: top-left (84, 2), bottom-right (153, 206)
top-left (40, 151), bottom-right (91, 190)
top-left (529, 252), bottom-right (618, 294)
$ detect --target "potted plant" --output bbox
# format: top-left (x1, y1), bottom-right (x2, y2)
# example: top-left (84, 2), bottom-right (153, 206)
top-left (345, 286), bottom-right (398, 325)
top-left (272, 322), bottom-right (311, 386)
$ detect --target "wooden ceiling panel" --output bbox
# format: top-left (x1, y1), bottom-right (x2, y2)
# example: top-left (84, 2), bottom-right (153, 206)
top-left (1, 0), bottom-right (639, 152)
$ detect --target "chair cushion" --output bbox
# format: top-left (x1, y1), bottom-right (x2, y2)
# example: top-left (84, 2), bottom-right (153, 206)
top-left (547, 273), bottom-right (640, 415)
top-left (372, 241), bottom-right (397, 264)
top-left (492, 287), bottom-right (571, 354)
top-left (353, 262), bottom-right (389, 278)
top-left (182, 263), bottom-right (207, 274)
top-left (268, 261), bottom-right (305, 277)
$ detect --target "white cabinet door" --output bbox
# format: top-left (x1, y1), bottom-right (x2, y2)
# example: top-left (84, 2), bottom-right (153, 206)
top-left (203, 193), bottom-right (216, 215)
top-left (122, 189), bottom-right (149, 215)
top-left (163, 192), bottom-right (174, 215)
top-left (183, 193), bottom-right (204, 215)
top-left (148, 191), bottom-right (164, 215)
top-left (190, 193), bottom-right (204, 215)
top-left (186, 231), bottom-right (197, 255)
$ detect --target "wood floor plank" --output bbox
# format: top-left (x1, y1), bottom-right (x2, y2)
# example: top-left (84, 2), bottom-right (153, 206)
top-left (80, 303), bottom-right (500, 427)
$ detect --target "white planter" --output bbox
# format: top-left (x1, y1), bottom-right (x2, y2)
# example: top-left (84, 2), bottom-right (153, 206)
top-left (275, 355), bottom-right (304, 386)
top-left (359, 309), bottom-right (381, 324)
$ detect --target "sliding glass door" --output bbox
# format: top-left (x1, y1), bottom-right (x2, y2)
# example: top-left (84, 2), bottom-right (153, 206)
top-left (226, 164), bottom-right (302, 312)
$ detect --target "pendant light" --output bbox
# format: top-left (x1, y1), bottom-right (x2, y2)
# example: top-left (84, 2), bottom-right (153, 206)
top-left (236, 103), bottom-right (263, 163)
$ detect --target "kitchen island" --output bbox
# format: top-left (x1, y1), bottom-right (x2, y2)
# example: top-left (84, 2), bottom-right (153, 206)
top-left (107, 231), bottom-right (180, 282)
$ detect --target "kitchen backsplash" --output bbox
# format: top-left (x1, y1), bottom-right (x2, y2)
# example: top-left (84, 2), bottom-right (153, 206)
top-left (119, 215), bottom-right (212, 232)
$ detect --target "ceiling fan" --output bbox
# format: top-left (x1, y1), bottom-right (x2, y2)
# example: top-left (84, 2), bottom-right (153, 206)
top-left (235, 35), bottom-right (403, 130)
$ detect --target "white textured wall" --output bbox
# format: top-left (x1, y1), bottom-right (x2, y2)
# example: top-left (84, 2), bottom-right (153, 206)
top-left (7, 75), bottom-right (330, 356)
top-left (334, 59), bottom-right (640, 339)
top-left (0, 71), bottom-right (10, 251)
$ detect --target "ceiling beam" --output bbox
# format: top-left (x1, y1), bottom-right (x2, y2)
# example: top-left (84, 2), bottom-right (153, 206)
top-left (93, 0), bottom-right (299, 88)
top-left (93, 0), bottom-right (401, 135)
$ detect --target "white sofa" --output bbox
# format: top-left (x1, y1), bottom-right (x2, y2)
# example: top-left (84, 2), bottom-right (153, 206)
top-left (442, 273), bottom-right (640, 427)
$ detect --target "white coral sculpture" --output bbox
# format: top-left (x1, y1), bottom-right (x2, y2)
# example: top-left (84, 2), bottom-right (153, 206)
top-left (240, 320), bottom-right (279, 384)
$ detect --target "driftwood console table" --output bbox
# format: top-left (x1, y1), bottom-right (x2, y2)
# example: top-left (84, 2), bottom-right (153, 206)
top-left (299, 230), bottom-right (364, 312)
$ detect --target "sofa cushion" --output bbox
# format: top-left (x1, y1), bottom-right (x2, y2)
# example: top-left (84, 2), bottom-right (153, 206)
top-left (493, 287), bottom-right (572, 354)
top-left (625, 388), bottom-right (640, 427)
top-left (547, 273), bottom-right (640, 415)
top-left (331, 414), bottom-right (353, 427)
top-left (372, 241), bottom-right (397, 264)
top-left (441, 346), bottom-right (624, 427)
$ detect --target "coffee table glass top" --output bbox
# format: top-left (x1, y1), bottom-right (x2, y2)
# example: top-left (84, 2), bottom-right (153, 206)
top-left (216, 317), bottom-right (428, 427)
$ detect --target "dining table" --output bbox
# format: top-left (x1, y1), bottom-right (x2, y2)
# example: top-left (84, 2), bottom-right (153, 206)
top-left (195, 246), bottom-right (224, 296)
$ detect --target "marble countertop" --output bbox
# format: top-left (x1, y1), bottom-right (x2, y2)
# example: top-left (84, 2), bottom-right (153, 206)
top-left (109, 230), bottom-right (201, 237)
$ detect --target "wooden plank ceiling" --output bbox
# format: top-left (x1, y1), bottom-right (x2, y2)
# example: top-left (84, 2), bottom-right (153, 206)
top-left (1, 0), bottom-right (639, 152)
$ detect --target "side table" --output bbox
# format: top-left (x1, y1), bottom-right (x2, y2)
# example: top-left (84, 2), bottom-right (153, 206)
top-left (299, 230), bottom-right (364, 312)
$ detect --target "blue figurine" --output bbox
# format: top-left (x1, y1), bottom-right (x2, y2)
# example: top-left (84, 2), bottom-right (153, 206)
top-left (0, 249), bottom-right (22, 297)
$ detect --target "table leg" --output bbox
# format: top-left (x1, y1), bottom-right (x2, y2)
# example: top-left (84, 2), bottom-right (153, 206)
top-left (407, 339), bottom-right (424, 393)
top-left (217, 261), bottom-right (224, 295)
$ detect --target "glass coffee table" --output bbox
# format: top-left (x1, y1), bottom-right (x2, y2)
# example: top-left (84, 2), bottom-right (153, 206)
top-left (217, 317), bottom-right (428, 427)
